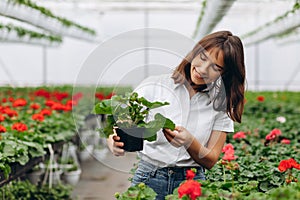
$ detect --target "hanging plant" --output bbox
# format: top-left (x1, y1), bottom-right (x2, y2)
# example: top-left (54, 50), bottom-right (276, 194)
top-left (0, 22), bottom-right (62, 46)
top-left (0, 0), bottom-right (97, 42)
top-left (241, 1), bottom-right (300, 44)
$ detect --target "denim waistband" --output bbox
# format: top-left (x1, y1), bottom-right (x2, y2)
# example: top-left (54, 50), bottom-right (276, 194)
top-left (139, 159), bottom-right (205, 174)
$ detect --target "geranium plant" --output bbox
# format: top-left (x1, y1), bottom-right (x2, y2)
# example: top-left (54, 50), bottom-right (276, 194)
top-left (92, 92), bottom-right (175, 142)
top-left (278, 158), bottom-right (300, 184)
top-left (165, 168), bottom-right (202, 200)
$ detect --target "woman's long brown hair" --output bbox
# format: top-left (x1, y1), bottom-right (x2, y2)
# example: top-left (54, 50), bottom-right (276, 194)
top-left (172, 31), bottom-right (246, 123)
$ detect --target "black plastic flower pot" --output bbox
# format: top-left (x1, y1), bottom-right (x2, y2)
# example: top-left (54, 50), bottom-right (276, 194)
top-left (116, 127), bottom-right (144, 152)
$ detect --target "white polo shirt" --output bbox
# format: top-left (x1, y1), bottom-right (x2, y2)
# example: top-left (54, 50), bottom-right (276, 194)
top-left (134, 74), bottom-right (234, 167)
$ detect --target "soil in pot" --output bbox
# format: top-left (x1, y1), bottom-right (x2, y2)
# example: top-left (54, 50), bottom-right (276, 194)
top-left (116, 127), bottom-right (144, 152)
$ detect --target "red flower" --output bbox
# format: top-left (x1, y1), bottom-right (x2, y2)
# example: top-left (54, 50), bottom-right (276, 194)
top-left (13, 98), bottom-right (27, 107)
top-left (281, 139), bottom-right (290, 144)
top-left (52, 91), bottom-right (69, 101)
top-left (222, 143), bottom-right (234, 153)
top-left (265, 128), bottom-right (282, 141)
top-left (66, 100), bottom-right (77, 107)
top-left (178, 180), bottom-right (201, 200)
top-left (30, 103), bottom-right (40, 110)
top-left (40, 109), bottom-right (52, 116)
top-left (51, 103), bottom-right (65, 111)
top-left (12, 122), bottom-right (28, 132)
top-left (2, 98), bottom-right (7, 103)
top-left (3, 108), bottom-right (18, 118)
top-left (278, 158), bottom-right (300, 172)
top-left (0, 114), bottom-right (5, 122)
top-left (257, 96), bottom-right (265, 102)
top-left (45, 100), bottom-right (56, 107)
top-left (265, 133), bottom-right (276, 140)
top-left (186, 169), bottom-right (195, 180)
top-left (95, 92), bottom-right (105, 101)
top-left (106, 92), bottom-right (115, 99)
top-left (233, 131), bottom-right (246, 139)
top-left (63, 105), bottom-right (72, 111)
top-left (0, 125), bottom-right (6, 133)
top-left (32, 113), bottom-right (44, 122)
top-left (34, 89), bottom-right (51, 99)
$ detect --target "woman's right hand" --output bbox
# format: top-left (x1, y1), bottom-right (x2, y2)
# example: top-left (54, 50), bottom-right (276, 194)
top-left (107, 133), bottom-right (125, 156)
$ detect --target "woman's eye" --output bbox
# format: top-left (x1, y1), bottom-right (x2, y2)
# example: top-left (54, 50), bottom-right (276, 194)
top-left (200, 54), bottom-right (207, 61)
top-left (212, 65), bottom-right (223, 72)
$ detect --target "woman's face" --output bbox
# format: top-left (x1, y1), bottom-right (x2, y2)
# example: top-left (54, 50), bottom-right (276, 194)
top-left (190, 48), bottom-right (224, 85)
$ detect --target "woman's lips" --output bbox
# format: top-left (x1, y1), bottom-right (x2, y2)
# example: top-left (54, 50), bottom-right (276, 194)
top-left (193, 68), bottom-right (204, 79)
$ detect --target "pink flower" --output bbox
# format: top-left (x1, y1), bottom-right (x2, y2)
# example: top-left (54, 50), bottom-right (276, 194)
top-left (222, 143), bottom-right (234, 153)
top-left (233, 131), bottom-right (246, 139)
top-left (265, 128), bottom-right (282, 141)
top-left (222, 144), bottom-right (237, 161)
top-left (276, 116), bottom-right (286, 123)
top-left (222, 152), bottom-right (237, 161)
top-left (281, 139), bottom-right (290, 144)
top-left (270, 128), bottom-right (282, 136)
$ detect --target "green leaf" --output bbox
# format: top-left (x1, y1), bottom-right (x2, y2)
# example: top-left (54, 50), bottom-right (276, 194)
top-left (93, 99), bottom-right (113, 114)
top-left (138, 97), bottom-right (169, 109)
top-left (154, 113), bottom-right (175, 130)
top-left (259, 182), bottom-right (269, 192)
top-left (3, 141), bottom-right (17, 157)
top-left (15, 154), bottom-right (29, 165)
top-left (143, 128), bottom-right (158, 142)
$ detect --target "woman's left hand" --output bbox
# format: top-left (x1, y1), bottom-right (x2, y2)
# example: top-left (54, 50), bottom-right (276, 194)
top-left (163, 126), bottom-right (194, 148)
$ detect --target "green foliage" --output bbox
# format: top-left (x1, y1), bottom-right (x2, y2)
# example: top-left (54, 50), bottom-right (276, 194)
top-left (205, 91), bottom-right (300, 198)
top-left (115, 182), bottom-right (157, 200)
top-left (93, 92), bottom-right (175, 141)
top-left (0, 180), bottom-right (73, 200)
top-left (125, 91), bottom-right (300, 200)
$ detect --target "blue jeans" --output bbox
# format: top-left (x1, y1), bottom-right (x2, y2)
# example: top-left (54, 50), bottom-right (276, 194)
top-left (131, 160), bottom-right (206, 200)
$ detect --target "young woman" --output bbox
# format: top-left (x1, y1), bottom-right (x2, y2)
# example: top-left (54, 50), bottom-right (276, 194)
top-left (107, 30), bottom-right (246, 199)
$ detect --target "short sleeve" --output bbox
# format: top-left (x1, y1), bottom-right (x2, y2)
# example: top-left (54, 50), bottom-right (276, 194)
top-left (212, 111), bottom-right (234, 133)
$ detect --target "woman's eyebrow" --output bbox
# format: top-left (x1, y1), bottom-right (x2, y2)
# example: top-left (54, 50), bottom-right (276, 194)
top-left (202, 52), bottom-right (224, 68)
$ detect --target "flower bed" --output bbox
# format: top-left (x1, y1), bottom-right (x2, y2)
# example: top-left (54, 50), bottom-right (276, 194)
top-left (0, 85), bottom-right (131, 184)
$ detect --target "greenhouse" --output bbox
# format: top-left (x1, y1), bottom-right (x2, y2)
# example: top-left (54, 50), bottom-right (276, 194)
top-left (0, 0), bottom-right (299, 199)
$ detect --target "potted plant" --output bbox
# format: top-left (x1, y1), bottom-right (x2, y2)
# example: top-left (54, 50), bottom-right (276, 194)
top-left (39, 161), bottom-right (63, 185)
top-left (92, 92), bottom-right (175, 152)
top-left (62, 163), bottom-right (82, 186)
top-left (58, 157), bottom-right (76, 172)
top-left (78, 142), bottom-right (93, 162)
top-left (26, 164), bottom-right (44, 185)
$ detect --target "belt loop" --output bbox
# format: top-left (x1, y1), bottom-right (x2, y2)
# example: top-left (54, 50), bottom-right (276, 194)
top-left (150, 166), bottom-right (157, 176)
top-left (150, 163), bottom-right (158, 177)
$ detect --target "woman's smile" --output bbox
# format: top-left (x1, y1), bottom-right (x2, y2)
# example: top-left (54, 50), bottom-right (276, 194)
top-left (191, 66), bottom-right (207, 85)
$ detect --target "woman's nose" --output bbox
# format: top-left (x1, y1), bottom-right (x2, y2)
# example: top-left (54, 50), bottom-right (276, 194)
top-left (197, 62), bottom-right (210, 75)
